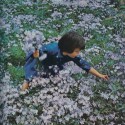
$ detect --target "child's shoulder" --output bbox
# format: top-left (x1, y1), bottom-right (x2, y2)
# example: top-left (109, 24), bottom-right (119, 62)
top-left (42, 41), bottom-right (59, 54)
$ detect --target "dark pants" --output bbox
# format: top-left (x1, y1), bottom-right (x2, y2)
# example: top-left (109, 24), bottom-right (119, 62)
top-left (24, 57), bottom-right (59, 82)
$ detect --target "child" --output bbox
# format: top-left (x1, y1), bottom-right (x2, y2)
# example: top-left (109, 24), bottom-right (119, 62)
top-left (22, 31), bottom-right (109, 90)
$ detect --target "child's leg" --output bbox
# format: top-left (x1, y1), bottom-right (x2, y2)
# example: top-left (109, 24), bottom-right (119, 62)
top-left (22, 52), bottom-right (38, 91)
top-left (41, 65), bottom-right (60, 78)
top-left (24, 57), bottom-right (38, 80)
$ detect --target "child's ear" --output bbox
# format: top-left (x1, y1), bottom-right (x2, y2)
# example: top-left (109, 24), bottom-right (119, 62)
top-left (62, 52), bottom-right (68, 55)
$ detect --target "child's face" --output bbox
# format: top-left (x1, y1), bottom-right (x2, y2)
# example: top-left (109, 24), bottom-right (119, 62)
top-left (63, 48), bottom-right (80, 58)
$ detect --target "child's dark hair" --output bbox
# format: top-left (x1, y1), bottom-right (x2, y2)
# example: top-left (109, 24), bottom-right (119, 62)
top-left (58, 31), bottom-right (85, 53)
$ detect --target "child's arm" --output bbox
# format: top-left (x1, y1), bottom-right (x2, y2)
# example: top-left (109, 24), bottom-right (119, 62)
top-left (33, 48), bottom-right (39, 58)
top-left (72, 56), bottom-right (109, 80)
top-left (89, 67), bottom-right (109, 80)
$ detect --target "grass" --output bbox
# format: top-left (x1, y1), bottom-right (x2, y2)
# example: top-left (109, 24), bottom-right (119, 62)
top-left (7, 65), bottom-right (24, 85)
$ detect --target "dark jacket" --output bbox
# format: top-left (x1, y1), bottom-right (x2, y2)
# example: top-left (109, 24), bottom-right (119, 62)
top-left (24, 42), bottom-right (91, 81)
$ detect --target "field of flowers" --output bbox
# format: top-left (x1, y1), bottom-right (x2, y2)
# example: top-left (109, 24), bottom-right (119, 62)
top-left (0, 0), bottom-right (125, 125)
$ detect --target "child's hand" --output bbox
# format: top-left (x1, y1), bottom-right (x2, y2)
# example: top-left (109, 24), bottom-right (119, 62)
top-left (33, 49), bottom-right (39, 58)
top-left (99, 74), bottom-right (109, 80)
top-left (89, 68), bottom-right (109, 80)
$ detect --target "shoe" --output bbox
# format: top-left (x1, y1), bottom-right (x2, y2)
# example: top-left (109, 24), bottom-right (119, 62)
top-left (22, 82), bottom-right (29, 91)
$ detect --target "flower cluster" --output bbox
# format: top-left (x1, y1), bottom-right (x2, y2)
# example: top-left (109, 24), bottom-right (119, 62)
top-left (1, 69), bottom-right (95, 125)
top-left (51, 0), bottom-right (110, 8)
top-left (22, 30), bottom-right (45, 53)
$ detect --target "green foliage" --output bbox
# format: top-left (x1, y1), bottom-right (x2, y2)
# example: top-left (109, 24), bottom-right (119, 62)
top-left (72, 73), bottom-right (84, 81)
top-left (109, 82), bottom-right (124, 95)
top-left (75, 28), bottom-right (85, 36)
top-left (80, 7), bottom-right (106, 18)
top-left (39, 4), bottom-right (53, 18)
top-left (67, 118), bottom-right (79, 125)
top-left (68, 13), bottom-right (79, 24)
top-left (102, 17), bottom-right (114, 27)
top-left (117, 103), bottom-right (125, 111)
top-left (58, 5), bottom-right (68, 13)
top-left (102, 15), bottom-right (124, 35)
top-left (1, 0), bottom-right (22, 4)
top-left (22, 21), bottom-right (37, 30)
top-left (92, 82), bottom-right (108, 93)
top-left (13, 2), bottom-right (53, 18)
top-left (7, 116), bottom-right (17, 125)
top-left (14, 5), bottom-right (29, 15)
top-left (119, 5), bottom-right (125, 9)
top-left (91, 54), bottom-right (104, 65)
top-left (86, 31), bottom-right (110, 49)
top-left (8, 44), bottom-right (25, 66)
top-left (43, 28), bottom-right (59, 39)
top-left (7, 65), bottom-right (24, 84)
top-left (115, 0), bottom-right (125, 7)
top-left (0, 30), bottom-right (10, 71)
top-left (122, 29), bottom-right (125, 37)
top-left (106, 60), bottom-right (115, 70)
top-left (60, 23), bottom-right (73, 34)
top-left (67, 86), bottom-right (80, 100)
top-left (0, 29), bottom-right (8, 49)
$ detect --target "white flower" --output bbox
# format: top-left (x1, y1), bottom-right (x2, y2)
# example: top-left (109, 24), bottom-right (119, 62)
top-left (24, 99), bottom-right (31, 104)
top-left (30, 109), bottom-right (38, 115)
top-left (90, 115), bottom-right (97, 121)
top-left (80, 119), bottom-right (85, 124)
top-left (7, 62), bottom-right (12, 66)
top-left (100, 92), bottom-right (109, 100)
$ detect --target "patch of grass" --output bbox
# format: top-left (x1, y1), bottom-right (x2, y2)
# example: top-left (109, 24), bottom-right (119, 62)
top-left (1, 0), bottom-right (22, 5)
top-left (68, 12), bottom-right (79, 24)
top-left (37, 4), bottom-right (53, 19)
top-left (43, 28), bottom-right (59, 39)
top-left (7, 65), bottom-right (24, 84)
top-left (102, 17), bottom-right (114, 27)
top-left (122, 29), bottom-right (125, 37)
top-left (92, 82), bottom-right (108, 93)
top-left (8, 44), bottom-right (25, 66)
top-left (101, 16), bottom-right (124, 35)
top-left (91, 54), bottom-right (105, 66)
top-left (58, 5), bottom-right (68, 13)
top-left (67, 86), bottom-right (80, 101)
top-left (109, 82), bottom-right (124, 95)
top-left (13, 2), bottom-right (53, 19)
top-left (119, 5), bottom-right (125, 9)
top-left (79, 7), bottom-right (109, 18)
top-left (75, 28), bottom-right (85, 36)
top-left (51, 19), bottom-right (65, 26)
top-left (66, 118), bottom-right (79, 125)
top-left (86, 30), bottom-right (110, 48)
top-left (22, 21), bottom-right (37, 30)
top-left (60, 23), bottom-right (73, 34)
top-left (72, 73), bottom-right (84, 81)
top-left (7, 116), bottom-right (17, 125)
top-left (105, 60), bottom-right (115, 70)
top-left (0, 29), bottom-right (9, 49)
top-left (0, 30), bottom-right (10, 70)
top-left (14, 5), bottom-right (32, 15)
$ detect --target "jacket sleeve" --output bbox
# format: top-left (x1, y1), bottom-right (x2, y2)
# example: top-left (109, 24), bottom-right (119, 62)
top-left (72, 55), bottom-right (91, 73)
